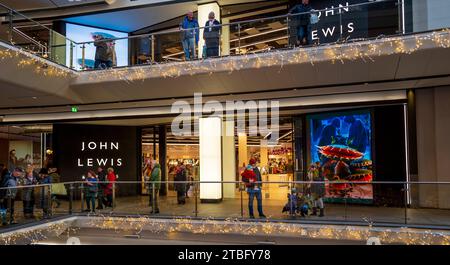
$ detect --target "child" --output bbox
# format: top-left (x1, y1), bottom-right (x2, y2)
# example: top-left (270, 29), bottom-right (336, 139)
top-left (241, 165), bottom-right (257, 189)
top-left (282, 188), bottom-right (299, 215)
top-left (298, 193), bottom-right (313, 217)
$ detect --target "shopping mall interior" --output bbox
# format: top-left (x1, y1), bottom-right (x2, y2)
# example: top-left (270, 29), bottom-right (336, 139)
top-left (0, 0), bottom-right (450, 246)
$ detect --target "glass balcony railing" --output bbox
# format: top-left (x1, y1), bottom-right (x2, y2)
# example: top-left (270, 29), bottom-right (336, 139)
top-left (1, 180), bottom-right (450, 231)
top-left (2, 0), bottom-right (447, 73)
top-left (0, 3), bottom-right (77, 68)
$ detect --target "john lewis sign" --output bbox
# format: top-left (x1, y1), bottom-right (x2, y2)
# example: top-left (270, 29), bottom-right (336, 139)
top-left (77, 141), bottom-right (123, 167)
top-left (53, 124), bottom-right (139, 195)
top-left (303, 0), bottom-right (398, 43)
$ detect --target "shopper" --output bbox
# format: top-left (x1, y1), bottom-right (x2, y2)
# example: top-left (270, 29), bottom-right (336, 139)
top-left (149, 160), bottom-right (161, 214)
top-left (22, 167), bottom-right (37, 219)
top-left (289, 0), bottom-right (312, 46)
top-left (180, 11), bottom-right (199, 61)
top-left (174, 164), bottom-right (187, 205)
top-left (242, 160), bottom-right (266, 219)
top-left (8, 150), bottom-right (17, 172)
top-left (0, 168), bottom-right (9, 225)
top-left (48, 167), bottom-right (62, 208)
top-left (311, 162), bottom-right (325, 217)
top-left (105, 167), bottom-right (117, 208)
top-left (84, 170), bottom-right (98, 213)
top-left (96, 167), bottom-right (106, 210)
top-left (93, 34), bottom-right (113, 69)
top-left (38, 168), bottom-right (52, 219)
top-left (203, 11), bottom-right (221, 58)
top-left (0, 168), bottom-right (21, 224)
top-left (107, 41), bottom-right (117, 67)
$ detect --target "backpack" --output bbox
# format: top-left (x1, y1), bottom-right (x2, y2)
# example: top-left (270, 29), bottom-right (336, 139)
top-left (175, 169), bottom-right (185, 182)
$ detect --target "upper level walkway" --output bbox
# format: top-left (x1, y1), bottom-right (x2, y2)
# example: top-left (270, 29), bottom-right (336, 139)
top-left (0, 1), bottom-right (450, 121)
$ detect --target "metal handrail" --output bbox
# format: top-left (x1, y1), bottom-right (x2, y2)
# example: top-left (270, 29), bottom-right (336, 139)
top-left (0, 2), bottom-right (76, 44)
top-left (1, 180), bottom-right (448, 190)
top-left (74, 0), bottom-right (396, 46)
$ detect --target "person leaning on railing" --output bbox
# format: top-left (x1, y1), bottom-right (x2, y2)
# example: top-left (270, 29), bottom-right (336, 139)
top-left (92, 34), bottom-right (113, 69)
top-left (0, 167), bottom-right (21, 225)
top-left (180, 11), bottom-right (200, 61)
top-left (22, 166), bottom-right (37, 219)
top-left (289, 0), bottom-right (312, 46)
top-left (203, 11), bottom-right (221, 58)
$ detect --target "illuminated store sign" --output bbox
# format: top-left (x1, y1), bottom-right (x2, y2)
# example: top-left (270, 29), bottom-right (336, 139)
top-left (53, 124), bottom-right (138, 194)
top-left (77, 142), bottom-right (123, 167)
top-left (310, 0), bottom-right (368, 42)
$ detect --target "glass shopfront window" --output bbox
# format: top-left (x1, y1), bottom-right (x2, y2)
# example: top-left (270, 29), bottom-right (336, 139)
top-left (0, 125), bottom-right (52, 173)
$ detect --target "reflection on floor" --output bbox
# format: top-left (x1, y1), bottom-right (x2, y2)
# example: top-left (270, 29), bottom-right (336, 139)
top-left (38, 229), bottom-right (362, 245)
top-left (2, 193), bottom-right (450, 231)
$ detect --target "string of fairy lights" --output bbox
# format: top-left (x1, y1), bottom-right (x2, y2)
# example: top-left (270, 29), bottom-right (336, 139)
top-left (0, 47), bottom-right (75, 78)
top-left (81, 29), bottom-right (450, 83)
top-left (1, 29), bottom-right (450, 82)
top-left (1, 215), bottom-right (449, 245)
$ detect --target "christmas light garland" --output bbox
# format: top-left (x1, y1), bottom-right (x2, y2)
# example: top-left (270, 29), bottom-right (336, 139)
top-left (79, 29), bottom-right (450, 83)
top-left (0, 47), bottom-right (75, 78)
top-left (1, 215), bottom-right (449, 245)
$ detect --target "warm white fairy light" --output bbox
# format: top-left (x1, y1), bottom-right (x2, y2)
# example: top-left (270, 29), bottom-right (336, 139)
top-left (1, 29), bottom-right (449, 82)
top-left (2, 215), bottom-right (448, 245)
top-left (79, 29), bottom-right (450, 84)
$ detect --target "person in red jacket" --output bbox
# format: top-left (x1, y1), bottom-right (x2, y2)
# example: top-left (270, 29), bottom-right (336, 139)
top-left (241, 164), bottom-right (266, 219)
top-left (104, 167), bottom-right (117, 207)
top-left (241, 165), bottom-right (257, 188)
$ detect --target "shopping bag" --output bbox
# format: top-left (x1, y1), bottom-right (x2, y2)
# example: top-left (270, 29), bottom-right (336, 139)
top-left (52, 183), bottom-right (67, 196)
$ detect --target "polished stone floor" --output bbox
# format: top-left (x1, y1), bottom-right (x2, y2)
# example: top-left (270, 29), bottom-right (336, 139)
top-left (2, 193), bottom-right (450, 231)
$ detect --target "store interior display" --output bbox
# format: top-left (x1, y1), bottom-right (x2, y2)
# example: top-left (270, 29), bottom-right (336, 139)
top-left (308, 110), bottom-right (373, 203)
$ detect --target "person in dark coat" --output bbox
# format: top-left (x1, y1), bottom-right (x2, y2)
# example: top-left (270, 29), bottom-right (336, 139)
top-left (96, 167), bottom-right (106, 209)
top-left (22, 167), bottom-right (37, 219)
top-left (38, 168), bottom-right (52, 219)
top-left (203, 11), bottom-right (221, 58)
top-left (289, 0), bottom-right (312, 46)
top-left (174, 164), bottom-right (187, 205)
top-left (0, 168), bottom-right (21, 225)
top-left (93, 34), bottom-right (113, 69)
top-left (310, 162), bottom-right (325, 217)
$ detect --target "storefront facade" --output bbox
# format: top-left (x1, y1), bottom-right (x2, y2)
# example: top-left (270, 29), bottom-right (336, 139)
top-left (11, 102), bottom-right (402, 207)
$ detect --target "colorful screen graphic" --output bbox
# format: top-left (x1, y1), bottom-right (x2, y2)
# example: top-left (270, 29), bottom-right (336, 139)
top-left (65, 23), bottom-right (128, 70)
top-left (308, 110), bottom-right (373, 203)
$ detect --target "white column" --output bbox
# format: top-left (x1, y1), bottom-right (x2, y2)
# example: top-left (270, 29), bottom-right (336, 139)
top-left (198, 2), bottom-right (221, 58)
top-left (199, 117), bottom-right (223, 201)
top-left (222, 120), bottom-right (236, 198)
top-left (221, 17), bottom-right (230, 56)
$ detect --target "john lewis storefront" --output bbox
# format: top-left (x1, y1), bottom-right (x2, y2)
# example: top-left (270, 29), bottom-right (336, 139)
top-left (43, 103), bottom-right (409, 207)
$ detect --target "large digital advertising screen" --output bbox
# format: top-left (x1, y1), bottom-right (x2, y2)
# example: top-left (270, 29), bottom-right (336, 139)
top-left (65, 23), bottom-right (128, 70)
top-left (308, 110), bottom-right (373, 203)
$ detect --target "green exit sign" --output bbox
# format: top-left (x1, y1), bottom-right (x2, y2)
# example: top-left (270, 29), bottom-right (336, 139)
top-left (71, 106), bottom-right (78, 113)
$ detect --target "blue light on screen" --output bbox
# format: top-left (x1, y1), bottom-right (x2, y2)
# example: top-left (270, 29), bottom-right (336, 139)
top-left (65, 23), bottom-right (128, 69)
